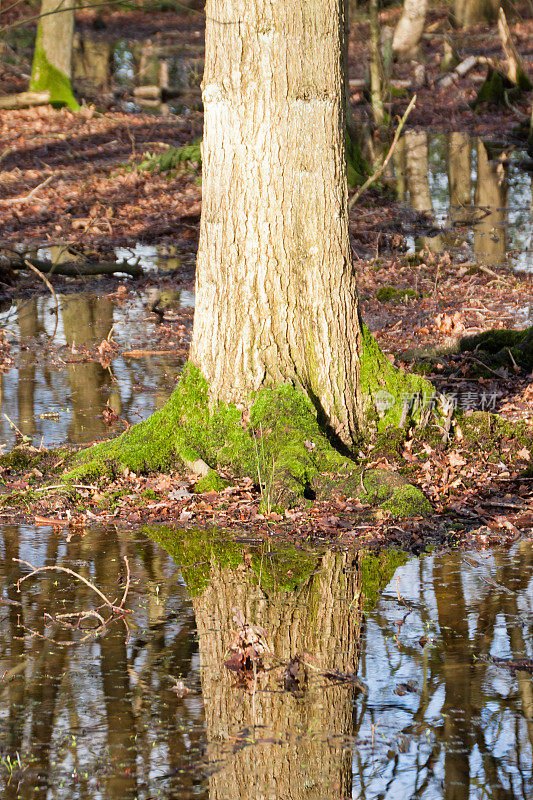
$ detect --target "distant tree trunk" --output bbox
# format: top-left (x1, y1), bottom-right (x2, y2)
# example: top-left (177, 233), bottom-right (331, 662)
top-left (191, 0), bottom-right (362, 444)
top-left (30, 0), bottom-right (78, 109)
top-left (368, 0), bottom-right (386, 125)
top-left (453, 0), bottom-right (500, 27)
top-left (392, 0), bottom-right (428, 61)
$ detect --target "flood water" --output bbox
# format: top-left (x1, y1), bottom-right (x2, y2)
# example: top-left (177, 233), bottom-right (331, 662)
top-left (0, 524), bottom-right (532, 799)
top-left (394, 130), bottom-right (533, 272)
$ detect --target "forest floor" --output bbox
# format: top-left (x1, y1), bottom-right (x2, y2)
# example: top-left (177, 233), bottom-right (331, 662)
top-left (0, 2), bottom-right (532, 550)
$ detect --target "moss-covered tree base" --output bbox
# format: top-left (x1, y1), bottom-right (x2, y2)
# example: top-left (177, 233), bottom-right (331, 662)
top-left (30, 27), bottom-right (79, 110)
top-left (473, 67), bottom-right (532, 109)
top-left (65, 335), bottom-right (433, 518)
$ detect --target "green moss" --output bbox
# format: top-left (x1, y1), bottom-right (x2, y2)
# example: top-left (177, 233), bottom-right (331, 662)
top-left (30, 26), bottom-right (79, 110)
top-left (473, 67), bottom-right (531, 109)
top-left (460, 326), bottom-right (533, 371)
top-left (359, 324), bottom-right (434, 429)
top-left (63, 355), bottom-right (431, 517)
top-left (148, 527), bottom-right (319, 596)
top-left (194, 470), bottom-right (228, 493)
top-left (345, 130), bottom-right (369, 188)
top-left (360, 549), bottom-right (409, 612)
top-left (136, 140), bottom-right (202, 175)
top-left (362, 468), bottom-right (431, 517)
top-left (376, 286), bottom-right (417, 303)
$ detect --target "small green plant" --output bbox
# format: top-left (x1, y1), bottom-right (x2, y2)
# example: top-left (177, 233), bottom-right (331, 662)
top-left (136, 139), bottom-right (202, 176)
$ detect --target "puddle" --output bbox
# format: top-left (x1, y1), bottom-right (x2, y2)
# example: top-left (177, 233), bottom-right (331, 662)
top-left (0, 290), bottom-right (190, 449)
top-left (73, 35), bottom-right (203, 115)
top-left (396, 130), bottom-right (533, 272)
top-left (0, 524), bottom-right (532, 799)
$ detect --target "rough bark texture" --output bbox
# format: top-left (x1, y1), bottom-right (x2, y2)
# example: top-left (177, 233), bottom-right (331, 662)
top-left (392, 0), bottom-right (428, 61)
top-left (193, 550), bottom-right (363, 800)
top-left (30, 0), bottom-right (78, 109)
top-left (191, 0), bottom-right (362, 447)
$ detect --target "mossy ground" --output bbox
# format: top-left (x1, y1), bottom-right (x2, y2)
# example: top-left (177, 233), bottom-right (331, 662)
top-left (460, 326), bottom-right (533, 371)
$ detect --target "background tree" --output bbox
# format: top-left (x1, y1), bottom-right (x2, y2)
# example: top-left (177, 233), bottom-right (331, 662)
top-left (392, 0), bottom-right (428, 61)
top-left (30, 0), bottom-right (78, 109)
top-left (453, 0), bottom-right (508, 27)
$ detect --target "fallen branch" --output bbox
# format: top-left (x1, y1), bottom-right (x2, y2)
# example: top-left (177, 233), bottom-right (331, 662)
top-left (12, 554), bottom-right (131, 645)
top-left (437, 56), bottom-right (493, 89)
top-left (348, 94), bottom-right (416, 210)
top-left (12, 257), bottom-right (143, 278)
top-left (0, 90), bottom-right (51, 110)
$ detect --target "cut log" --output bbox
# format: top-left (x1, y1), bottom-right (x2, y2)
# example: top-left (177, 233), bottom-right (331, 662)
top-left (0, 91), bottom-right (51, 110)
top-left (437, 55), bottom-right (493, 88)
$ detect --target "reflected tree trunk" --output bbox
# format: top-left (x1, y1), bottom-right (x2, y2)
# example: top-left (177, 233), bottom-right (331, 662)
top-left (16, 299), bottom-right (40, 439)
top-left (474, 140), bottom-right (508, 266)
top-left (434, 555), bottom-right (472, 800)
top-left (447, 132), bottom-right (472, 213)
top-left (405, 130), bottom-right (443, 252)
top-left (94, 532), bottom-right (139, 800)
top-left (61, 295), bottom-right (114, 443)
top-left (193, 550), bottom-right (363, 800)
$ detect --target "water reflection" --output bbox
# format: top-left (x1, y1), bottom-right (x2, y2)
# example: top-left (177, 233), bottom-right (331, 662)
top-left (1, 525), bottom-right (533, 798)
top-left (0, 291), bottom-right (184, 449)
top-left (0, 524), bottom-right (205, 800)
top-left (73, 34), bottom-right (203, 114)
top-left (399, 131), bottom-right (533, 271)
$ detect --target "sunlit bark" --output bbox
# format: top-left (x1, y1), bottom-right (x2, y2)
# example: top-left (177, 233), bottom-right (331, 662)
top-left (393, 0), bottom-right (428, 61)
top-left (30, 0), bottom-right (78, 108)
top-left (191, 0), bottom-right (363, 444)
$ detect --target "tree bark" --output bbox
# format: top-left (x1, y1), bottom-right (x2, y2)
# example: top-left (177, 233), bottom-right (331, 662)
top-left (392, 0), bottom-right (428, 61)
top-left (190, 0), bottom-right (362, 446)
top-left (30, 0), bottom-right (78, 109)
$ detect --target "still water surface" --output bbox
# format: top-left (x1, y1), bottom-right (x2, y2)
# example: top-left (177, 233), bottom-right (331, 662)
top-left (0, 524), bottom-right (532, 799)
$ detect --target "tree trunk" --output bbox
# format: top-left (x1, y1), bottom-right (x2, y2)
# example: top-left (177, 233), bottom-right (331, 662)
top-left (453, 0), bottom-right (500, 27)
top-left (392, 0), bottom-right (428, 61)
top-left (190, 0), bottom-right (362, 446)
top-left (368, 0), bottom-right (386, 126)
top-left (30, 0), bottom-right (78, 109)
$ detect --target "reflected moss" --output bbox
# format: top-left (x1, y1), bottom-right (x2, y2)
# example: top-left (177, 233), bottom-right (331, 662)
top-left (360, 549), bottom-right (409, 612)
top-left (147, 527), bottom-right (319, 596)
